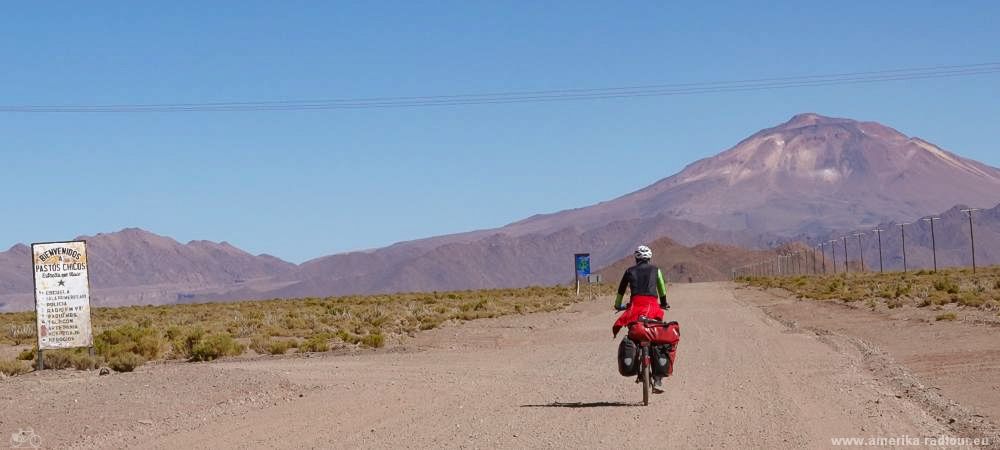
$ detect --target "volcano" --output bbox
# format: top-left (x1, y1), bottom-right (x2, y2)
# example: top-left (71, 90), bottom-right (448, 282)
top-left (502, 113), bottom-right (1000, 238)
top-left (277, 113), bottom-right (1000, 297)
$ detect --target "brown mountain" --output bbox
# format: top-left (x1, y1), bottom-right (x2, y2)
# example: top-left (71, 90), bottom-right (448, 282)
top-left (502, 113), bottom-right (1000, 237)
top-left (0, 228), bottom-right (296, 311)
top-left (597, 237), bottom-right (781, 284)
top-left (267, 215), bottom-right (772, 299)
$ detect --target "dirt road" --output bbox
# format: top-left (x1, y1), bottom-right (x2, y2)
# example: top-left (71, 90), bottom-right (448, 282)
top-left (3, 283), bottom-right (988, 448)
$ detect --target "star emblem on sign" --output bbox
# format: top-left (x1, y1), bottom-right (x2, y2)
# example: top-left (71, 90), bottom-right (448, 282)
top-left (58, 280), bottom-right (66, 286)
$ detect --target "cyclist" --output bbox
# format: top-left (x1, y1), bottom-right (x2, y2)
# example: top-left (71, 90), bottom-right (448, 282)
top-left (613, 245), bottom-right (670, 392)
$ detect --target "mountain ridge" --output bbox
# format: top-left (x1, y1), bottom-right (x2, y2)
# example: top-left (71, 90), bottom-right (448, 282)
top-left (2, 113), bottom-right (999, 310)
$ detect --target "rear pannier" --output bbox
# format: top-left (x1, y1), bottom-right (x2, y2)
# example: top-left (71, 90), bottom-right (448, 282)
top-left (617, 337), bottom-right (639, 376)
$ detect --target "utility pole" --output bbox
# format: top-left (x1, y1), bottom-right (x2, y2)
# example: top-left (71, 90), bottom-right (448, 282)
top-left (922, 217), bottom-right (941, 272)
top-left (872, 228), bottom-right (884, 273)
top-left (829, 240), bottom-right (838, 274)
top-left (841, 236), bottom-right (849, 273)
top-left (852, 232), bottom-right (866, 272)
top-left (961, 208), bottom-right (980, 273)
top-left (899, 223), bottom-right (910, 273)
top-left (819, 243), bottom-right (826, 274)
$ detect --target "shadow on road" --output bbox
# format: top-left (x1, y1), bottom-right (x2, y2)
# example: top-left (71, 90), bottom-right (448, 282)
top-left (520, 401), bottom-right (636, 408)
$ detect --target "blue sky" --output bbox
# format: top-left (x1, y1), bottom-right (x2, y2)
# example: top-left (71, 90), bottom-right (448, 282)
top-left (2, 2), bottom-right (998, 263)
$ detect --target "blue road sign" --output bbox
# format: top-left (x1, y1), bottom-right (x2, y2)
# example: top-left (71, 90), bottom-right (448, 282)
top-left (575, 253), bottom-right (591, 278)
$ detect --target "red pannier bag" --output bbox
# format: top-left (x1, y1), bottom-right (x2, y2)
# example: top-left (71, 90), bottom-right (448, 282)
top-left (627, 320), bottom-right (680, 346)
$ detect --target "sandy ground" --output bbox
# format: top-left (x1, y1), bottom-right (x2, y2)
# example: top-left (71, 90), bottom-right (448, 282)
top-left (735, 286), bottom-right (1000, 440)
top-left (1, 282), bottom-right (996, 449)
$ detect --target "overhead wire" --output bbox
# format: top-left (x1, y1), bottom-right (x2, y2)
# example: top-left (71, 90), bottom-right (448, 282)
top-left (2, 62), bottom-right (998, 112)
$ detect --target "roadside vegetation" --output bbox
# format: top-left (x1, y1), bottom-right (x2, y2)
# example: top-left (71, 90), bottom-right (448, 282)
top-left (739, 266), bottom-right (1000, 315)
top-left (0, 285), bottom-right (581, 376)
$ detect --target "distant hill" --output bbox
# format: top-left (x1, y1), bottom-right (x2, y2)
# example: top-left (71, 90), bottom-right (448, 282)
top-left (0, 228), bottom-right (297, 311)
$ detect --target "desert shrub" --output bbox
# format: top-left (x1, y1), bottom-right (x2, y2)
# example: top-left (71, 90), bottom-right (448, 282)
top-left (957, 292), bottom-right (985, 307)
top-left (459, 299), bottom-right (490, 312)
top-left (935, 312), bottom-right (957, 321)
top-left (360, 332), bottom-right (385, 349)
top-left (358, 307), bottom-right (390, 327)
top-left (0, 359), bottom-right (29, 376)
top-left (825, 278), bottom-right (844, 294)
top-left (933, 278), bottom-right (959, 294)
top-left (39, 350), bottom-right (75, 369)
top-left (335, 330), bottom-right (361, 345)
top-left (95, 325), bottom-right (166, 361)
top-left (17, 347), bottom-right (36, 361)
top-left (326, 306), bottom-right (353, 321)
top-left (227, 312), bottom-right (264, 338)
top-left (249, 334), bottom-right (270, 354)
top-left (69, 353), bottom-right (102, 370)
top-left (167, 326), bottom-right (206, 359)
top-left (928, 291), bottom-right (951, 305)
top-left (299, 334), bottom-right (330, 353)
top-left (281, 313), bottom-right (310, 331)
top-left (418, 317), bottom-right (444, 330)
top-left (5, 323), bottom-right (35, 345)
top-left (189, 333), bottom-right (244, 361)
top-left (269, 340), bottom-right (295, 355)
top-left (42, 349), bottom-right (101, 370)
top-left (136, 316), bottom-right (154, 328)
top-left (108, 352), bottom-right (145, 372)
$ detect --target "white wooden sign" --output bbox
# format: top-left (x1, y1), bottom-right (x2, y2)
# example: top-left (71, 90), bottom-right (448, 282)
top-left (32, 241), bottom-right (93, 350)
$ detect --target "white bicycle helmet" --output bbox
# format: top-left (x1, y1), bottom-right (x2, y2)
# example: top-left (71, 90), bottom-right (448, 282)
top-left (635, 245), bottom-right (653, 261)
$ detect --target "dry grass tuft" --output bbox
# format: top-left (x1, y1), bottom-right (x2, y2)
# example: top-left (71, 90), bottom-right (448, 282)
top-left (935, 312), bottom-right (957, 321)
top-left (0, 359), bottom-right (30, 377)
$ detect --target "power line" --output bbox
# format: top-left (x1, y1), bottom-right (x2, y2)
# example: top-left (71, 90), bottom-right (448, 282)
top-left (3, 62), bottom-right (999, 113)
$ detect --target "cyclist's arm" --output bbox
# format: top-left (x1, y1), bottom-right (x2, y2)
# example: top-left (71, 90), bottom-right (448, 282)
top-left (614, 271), bottom-right (629, 309)
top-left (656, 269), bottom-right (668, 308)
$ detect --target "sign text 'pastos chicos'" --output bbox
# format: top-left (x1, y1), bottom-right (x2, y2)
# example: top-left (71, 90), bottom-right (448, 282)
top-left (32, 241), bottom-right (93, 349)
